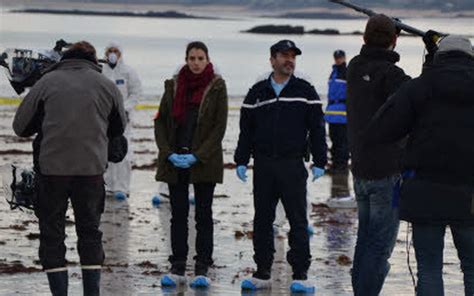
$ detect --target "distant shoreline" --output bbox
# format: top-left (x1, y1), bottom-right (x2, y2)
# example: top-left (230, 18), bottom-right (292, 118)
top-left (11, 8), bottom-right (219, 20)
top-left (244, 25), bottom-right (421, 37)
top-left (262, 12), bottom-right (364, 20)
top-left (263, 11), bottom-right (474, 20)
top-left (5, 3), bottom-right (474, 20)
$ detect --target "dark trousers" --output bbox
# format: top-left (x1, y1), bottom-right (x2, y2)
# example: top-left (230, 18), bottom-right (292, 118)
top-left (329, 123), bottom-right (349, 167)
top-left (167, 169), bottom-right (215, 273)
top-left (36, 175), bottom-right (105, 270)
top-left (413, 223), bottom-right (474, 296)
top-left (253, 156), bottom-right (310, 280)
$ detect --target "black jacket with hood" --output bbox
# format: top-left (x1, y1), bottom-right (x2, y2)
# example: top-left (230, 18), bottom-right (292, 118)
top-left (366, 50), bottom-right (474, 224)
top-left (346, 45), bottom-right (411, 180)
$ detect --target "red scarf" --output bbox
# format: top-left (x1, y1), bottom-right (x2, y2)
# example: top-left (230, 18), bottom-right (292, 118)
top-left (172, 63), bottom-right (215, 125)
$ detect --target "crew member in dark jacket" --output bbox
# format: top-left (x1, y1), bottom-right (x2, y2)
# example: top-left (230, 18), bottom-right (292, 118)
top-left (235, 40), bottom-right (327, 293)
top-left (155, 41), bottom-right (228, 289)
top-left (13, 41), bottom-right (127, 296)
top-left (346, 14), bottom-right (411, 296)
top-left (325, 49), bottom-right (350, 172)
top-left (366, 35), bottom-right (474, 296)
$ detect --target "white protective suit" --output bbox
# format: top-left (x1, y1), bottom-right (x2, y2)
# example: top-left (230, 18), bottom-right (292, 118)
top-left (103, 46), bottom-right (142, 195)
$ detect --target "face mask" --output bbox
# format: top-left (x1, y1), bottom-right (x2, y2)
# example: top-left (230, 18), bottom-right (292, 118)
top-left (108, 53), bottom-right (118, 65)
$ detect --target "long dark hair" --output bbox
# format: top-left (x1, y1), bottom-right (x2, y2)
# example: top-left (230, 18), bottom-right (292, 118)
top-left (186, 41), bottom-right (209, 60)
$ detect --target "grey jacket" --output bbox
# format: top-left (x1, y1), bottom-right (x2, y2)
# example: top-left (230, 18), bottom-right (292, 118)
top-left (13, 59), bottom-right (127, 176)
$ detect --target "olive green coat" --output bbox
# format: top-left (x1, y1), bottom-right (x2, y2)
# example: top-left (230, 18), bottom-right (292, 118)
top-left (154, 75), bottom-right (228, 184)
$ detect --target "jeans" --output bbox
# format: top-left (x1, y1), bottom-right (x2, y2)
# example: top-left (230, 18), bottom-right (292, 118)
top-left (413, 223), bottom-right (474, 296)
top-left (352, 175), bottom-right (400, 296)
top-left (36, 175), bottom-right (105, 270)
top-left (252, 156), bottom-right (310, 280)
top-left (329, 123), bottom-right (349, 168)
top-left (167, 169), bottom-right (215, 274)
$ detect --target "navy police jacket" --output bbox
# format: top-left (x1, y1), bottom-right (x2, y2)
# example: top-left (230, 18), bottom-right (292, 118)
top-left (234, 73), bottom-right (327, 168)
top-left (325, 63), bottom-right (347, 124)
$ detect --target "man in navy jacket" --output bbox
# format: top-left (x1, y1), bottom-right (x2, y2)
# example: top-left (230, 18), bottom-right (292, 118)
top-left (235, 40), bottom-right (327, 293)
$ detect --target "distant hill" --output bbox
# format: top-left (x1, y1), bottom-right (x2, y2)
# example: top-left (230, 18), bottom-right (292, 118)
top-left (5, 0), bottom-right (474, 11)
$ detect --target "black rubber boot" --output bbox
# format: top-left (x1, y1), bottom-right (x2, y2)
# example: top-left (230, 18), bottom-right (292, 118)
top-left (194, 262), bottom-right (209, 276)
top-left (170, 261), bottom-right (186, 276)
top-left (253, 268), bottom-right (271, 280)
top-left (46, 270), bottom-right (68, 296)
top-left (82, 269), bottom-right (101, 296)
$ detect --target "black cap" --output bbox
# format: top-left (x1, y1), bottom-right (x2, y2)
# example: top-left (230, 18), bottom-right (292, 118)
top-left (333, 50), bottom-right (345, 58)
top-left (270, 40), bottom-right (302, 56)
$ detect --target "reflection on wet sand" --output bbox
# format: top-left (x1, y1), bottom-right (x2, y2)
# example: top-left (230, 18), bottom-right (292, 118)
top-left (0, 106), bottom-right (467, 295)
top-left (330, 171), bottom-right (351, 199)
top-left (101, 196), bottom-right (132, 295)
top-left (323, 172), bottom-right (355, 292)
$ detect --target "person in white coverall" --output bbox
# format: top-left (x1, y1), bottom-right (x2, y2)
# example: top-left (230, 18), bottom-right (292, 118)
top-left (103, 42), bottom-right (142, 199)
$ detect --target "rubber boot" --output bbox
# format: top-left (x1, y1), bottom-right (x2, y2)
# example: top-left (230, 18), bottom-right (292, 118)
top-left (46, 269), bottom-right (68, 296)
top-left (82, 268), bottom-right (101, 296)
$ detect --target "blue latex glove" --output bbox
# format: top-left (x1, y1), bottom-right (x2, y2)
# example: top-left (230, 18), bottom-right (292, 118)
top-left (168, 153), bottom-right (190, 169)
top-left (180, 154), bottom-right (198, 167)
top-left (236, 165), bottom-right (248, 182)
top-left (312, 167), bottom-right (325, 182)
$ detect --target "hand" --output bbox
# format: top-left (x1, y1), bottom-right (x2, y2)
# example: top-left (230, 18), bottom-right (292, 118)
top-left (180, 154), bottom-right (198, 167)
top-left (423, 30), bottom-right (441, 55)
top-left (168, 153), bottom-right (190, 169)
top-left (236, 165), bottom-right (248, 182)
top-left (312, 167), bottom-right (325, 182)
top-left (392, 17), bottom-right (402, 36)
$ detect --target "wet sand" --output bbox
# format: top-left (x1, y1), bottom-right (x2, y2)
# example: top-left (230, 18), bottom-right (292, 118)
top-left (0, 102), bottom-right (466, 295)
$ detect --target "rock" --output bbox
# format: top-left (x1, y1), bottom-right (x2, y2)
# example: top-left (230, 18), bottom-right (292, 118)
top-left (136, 261), bottom-right (158, 269)
top-left (0, 262), bottom-right (41, 274)
top-left (307, 28), bottom-right (340, 35)
top-left (26, 233), bottom-right (40, 240)
top-left (336, 255), bottom-right (352, 266)
top-left (245, 25), bottom-right (305, 35)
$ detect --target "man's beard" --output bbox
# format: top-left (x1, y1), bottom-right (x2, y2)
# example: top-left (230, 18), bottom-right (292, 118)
top-left (279, 63), bottom-right (294, 75)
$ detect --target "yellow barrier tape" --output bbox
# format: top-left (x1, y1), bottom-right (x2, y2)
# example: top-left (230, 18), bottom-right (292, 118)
top-left (135, 104), bottom-right (159, 110)
top-left (0, 97), bottom-right (242, 111)
top-left (135, 104), bottom-right (241, 111)
top-left (0, 97), bottom-right (21, 106)
top-left (324, 111), bottom-right (347, 116)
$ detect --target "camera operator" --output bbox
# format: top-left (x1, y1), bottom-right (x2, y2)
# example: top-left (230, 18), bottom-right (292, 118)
top-left (366, 35), bottom-right (474, 296)
top-left (12, 41), bottom-right (127, 296)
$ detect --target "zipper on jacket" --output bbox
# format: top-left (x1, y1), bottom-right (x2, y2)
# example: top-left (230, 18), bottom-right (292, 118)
top-left (273, 91), bottom-right (284, 158)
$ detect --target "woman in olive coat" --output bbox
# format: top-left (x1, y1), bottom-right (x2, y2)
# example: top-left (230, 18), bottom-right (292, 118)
top-left (154, 41), bottom-right (228, 288)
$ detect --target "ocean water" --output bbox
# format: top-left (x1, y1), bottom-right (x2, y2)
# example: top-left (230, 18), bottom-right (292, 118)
top-left (0, 11), bottom-right (473, 98)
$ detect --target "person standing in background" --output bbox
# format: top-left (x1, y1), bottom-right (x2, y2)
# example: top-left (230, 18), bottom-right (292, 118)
top-left (325, 49), bottom-right (350, 174)
top-left (103, 42), bottom-right (142, 200)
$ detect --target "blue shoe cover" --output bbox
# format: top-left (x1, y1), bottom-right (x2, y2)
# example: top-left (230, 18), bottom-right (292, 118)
top-left (307, 225), bottom-right (314, 236)
top-left (241, 279), bottom-right (257, 290)
top-left (190, 276), bottom-right (210, 288)
top-left (152, 195), bottom-right (161, 207)
top-left (161, 275), bottom-right (177, 287)
top-left (114, 192), bottom-right (127, 201)
top-left (290, 281), bottom-right (315, 293)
